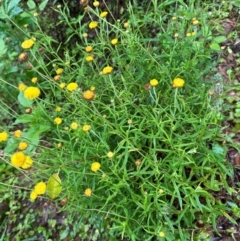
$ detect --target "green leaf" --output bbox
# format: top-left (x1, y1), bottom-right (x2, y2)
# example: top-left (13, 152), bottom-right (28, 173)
top-left (47, 173), bottom-right (62, 199)
top-left (14, 114), bottom-right (33, 124)
top-left (18, 91), bottom-right (33, 108)
top-left (210, 43), bottom-right (221, 51)
top-left (39, 0), bottom-right (48, 11)
top-left (27, 0), bottom-right (36, 9)
top-left (213, 36), bottom-right (227, 44)
top-left (212, 143), bottom-right (225, 156)
top-left (4, 138), bottom-right (19, 154)
top-left (232, 1), bottom-right (240, 7)
top-left (0, 39), bottom-right (7, 56)
top-left (7, 0), bottom-right (21, 12)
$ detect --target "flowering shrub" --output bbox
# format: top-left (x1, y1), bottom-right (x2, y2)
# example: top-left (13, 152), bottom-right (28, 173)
top-left (0, 1), bottom-right (235, 240)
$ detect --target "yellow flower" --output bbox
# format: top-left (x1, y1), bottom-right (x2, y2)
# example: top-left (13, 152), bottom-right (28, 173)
top-left (149, 79), bottom-right (158, 87)
top-left (174, 33), bottom-right (179, 38)
top-left (193, 19), bottom-right (199, 25)
top-left (90, 86), bottom-right (95, 91)
top-left (67, 82), bottom-right (78, 91)
top-left (191, 31), bottom-right (196, 36)
top-left (56, 68), bottom-right (63, 75)
top-left (93, 1), bottom-right (99, 7)
top-left (85, 46), bottom-right (93, 52)
top-left (24, 87), bottom-right (41, 100)
top-left (100, 11), bottom-right (108, 18)
top-left (54, 117), bottom-right (62, 125)
top-left (172, 16), bottom-right (177, 20)
top-left (25, 108), bottom-right (32, 114)
top-left (172, 78), bottom-right (185, 88)
top-left (89, 21), bottom-right (98, 29)
top-left (22, 156), bottom-right (33, 169)
top-left (33, 12), bottom-right (38, 17)
top-left (82, 125), bottom-right (91, 132)
top-left (18, 142), bottom-right (28, 151)
top-left (59, 83), bottom-right (66, 89)
top-left (84, 188), bottom-right (92, 197)
top-left (55, 106), bottom-right (62, 112)
top-left (11, 152), bottom-right (26, 167)
top-left (21, 39), bottom-right (35, 49)
top-left (102, 66), bottom-right (113, 74)
top-left (111, 38), bottom-right (118, 45)
top-left (123, 22), bottom-right (129, 28)
top-left (34, 181), bottom-right (46, 195)
top-left (91, 162), bottom-right (101, 172)
top-left (14, 130), bottom-right (22, 138)
top-left (18, 52), bottom-right (28, 62)
top-left (31, 77), bottom-right (38, 83)
top-left (186, 32), bottom-right (191, 37)
top-left (86, 56), bottom-right (94, 62)
top-left (30, 191), bottom-right (38, 201)
top-left (54, 75), bottom-right (61, 81)
top-left (83, 90), bottom-right (95, 101)
top-left (159, 232), bottom-right (165, 237)
top-left (18, 82), bottom-right (27, 91)
top-left (70, 122), bottom-right (78, 130)
top-left (107, 151), bottom-right (114, 158)
top-left (0, 131), bottom-right (8, 142)
top-left (83, 33), bottom-right (88, 38)
top-left (159, 189), bottom-right (164, 194)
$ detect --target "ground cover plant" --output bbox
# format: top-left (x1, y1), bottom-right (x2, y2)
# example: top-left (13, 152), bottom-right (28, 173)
top-left (0, 0), bottom-right (240, 240)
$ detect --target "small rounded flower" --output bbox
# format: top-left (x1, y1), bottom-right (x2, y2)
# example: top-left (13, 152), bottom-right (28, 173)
top-left (86, 56), bottom-right (94, 62)
top-left (149, 79), bottom-right (158, 87)
top-left (191, 31), bottom-right (196, 36)
top-left (70, 122), bottom-right (78, 130)
top-left (22, 156), bottom-right (33, 169)
top-left (54, 117), bottom-right (62, 125)
top-left (18, 82), bottom-right (27, 91)
top-left (102, 66), bottom-right (113, 74)
top-left (11, 152), bottom-right (26, 167)
top-left (24, 87), bottom-right (41, 100)
top-left (91, 162), bottom-right (101, 172)
top-left (55, 106), bottom-right (62, 112)
top-left (174, 33), bottom-right (179, 38)
top-left (159, 232), bottom-right (165, 237)
top-left (34, 181), bottom-right (46, 195)
top-left (14, 130), bottom-right (22, 138)
top-left (186, 32), bottom-right (191, 37)
top-left (83, 90), bottom-right (95, 101)
top-left (100, 11), bottom-right (108, 18)
top-left (172, 78), bottom-right (185, 88)
top-left (123, 22), bottom-right (129, 28)
top-left (93, 1), bottom-right (99, 7)
top-left (18, 52), bottom-right (28, 62)
top-left (193, 19), bottom-right (199, 25)
top-left (159, 189), bottom-right (164, 194)
top-left (59, 83), bottom-right (66, 89)
top-left (82, 125), bottom-right (91, 132)
top-left (30, 191), bottom-right (38, 201)
top-left (56, 68), bottom-right (63, 75)
top-left (21, 39), bottom-right (35, 49)
top-left (111, 38), bottom-right (118, 45)
top-left (67, 82), bottom-right (78, 91)
top-left (89, 21), bottom-right (98, 29)
top-left (135, 159), bottom-right (141, 166)
top-left (83, 33), bottom-right (88, 38)
top-left (18, 141), bottom-right (28, 151)
top-left (25, 108), bottom-right (32, 114)
top-left (90, 86), bottom-right (95, 91)
top-left (84, 188), bottom-right (92, 197)
top-left (85, 46), bottom-right (93, 52)
top-left (54, 75), bottom-right (61, 81)
top-left (107, 151), bottom-right (114, 158)
top-left (31, 77), bottom-right (38, 83)
top-left (172, 16), bottom-right (177, 20)
top-left (33, 12), bottom-right (38, 17)
top-left (0, 131), bottom-right (8, 142)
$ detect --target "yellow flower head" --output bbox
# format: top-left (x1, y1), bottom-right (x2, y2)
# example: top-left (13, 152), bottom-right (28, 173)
top-left (70, 122), bottom-right (78, 130)
top-left (83, 33), bottom-right (88, 38)
top-left (55, 106), bottom-right (62, 112)
top-left (54, 117), bottom-right (62, 125)
top-left (82, 125), bottom-right (91, 132)
top-left (186, 32), bottom-right (191, 37)
top-left (56, 68), bottom-right (63, 75)
top-left (86, 55), bottom-right (94, 62)
top-left (54, 75), bottom-right (61, 81)
top-left (14, 130), bottom-right (22, 138)
top-left (18, 82), bottom-right (27, 91)
top-left (91, 162), bottom-right (101, 172)
top-left (172, 16), bottom-right (177, 20)
top-left (111, 38), bottom-right (118, 45)
top-left (172, 78), bottom-right (185, 88)
top-left (25, 108), bottom-right (32, 114)
top-left (59, 83), bottom-right (66, 89)
top-left (85, 46), bottom-right (93, 52)
top-left (67, 82), bottom-right (78, 91)
top-left (100, 11), bottom-right (108, 18)
top-left (34, 181), bottom-right (46, 195)
top-left (149, 79), bottom-right (158, 87)
top-left (107, 151), bottom-right (114, 158)
top-left (193, 19), bottom-right (199, 25)
top-left (24, 86), bottom-right (41, 100)
top-left (83, 90), bottom-right (95, 101)
top-left (93, 1), bottom-right (99, 7)
top-left (159, 232), bottom-right (165, 237)
top-left (18, 52), bottom-right (28, 62)
top-left (123, 22), bottom-right (129, 28)
top-left (21, 39), bottom-right (35, 49)
top-left (22, 156), bottom-right (33, 169)
top-left (57, 142), bottom-right (62, 148)
top-left (89, 21), bottom-right (98, 29)
top-left (84, 188), bottom-right (92, 197)
top-left (0, 131), bottom-right (8, 142)
top-left (102, 66), bottom-right (113, 74)
top-left (90, 86), bottom-right (95, 91)
top-left (11, 152), bottom-right (26, 167)
top-left (18, 141), bottom-right (28, 151)
top-left (31, 77), bottom-right (38, 83)
top-left (30, 191), bottom-right (38, 201)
